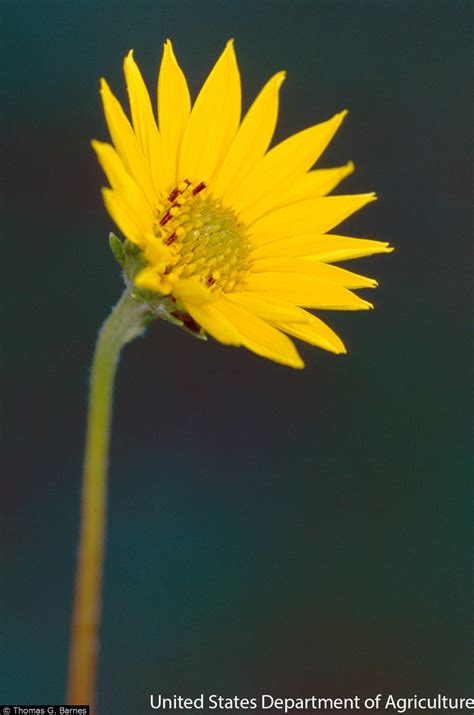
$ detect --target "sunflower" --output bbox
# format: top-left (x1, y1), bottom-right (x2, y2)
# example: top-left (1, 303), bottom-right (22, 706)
top-left (93, 40), bottom-right (392, 369)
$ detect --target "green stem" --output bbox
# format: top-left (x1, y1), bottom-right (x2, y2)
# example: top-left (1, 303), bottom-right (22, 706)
top-left (67, 287), bottom-right (145, 713)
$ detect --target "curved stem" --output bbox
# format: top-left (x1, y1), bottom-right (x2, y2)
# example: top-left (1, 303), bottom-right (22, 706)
top-left (67, 287), bottom-right (145, 712)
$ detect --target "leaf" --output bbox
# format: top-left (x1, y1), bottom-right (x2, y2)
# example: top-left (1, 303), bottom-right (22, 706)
top-left (108, 232), bottom-right (126, 266)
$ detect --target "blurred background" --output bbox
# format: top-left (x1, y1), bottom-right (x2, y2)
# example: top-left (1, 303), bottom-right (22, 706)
top-left (1, 1), bottom-right (472, 712)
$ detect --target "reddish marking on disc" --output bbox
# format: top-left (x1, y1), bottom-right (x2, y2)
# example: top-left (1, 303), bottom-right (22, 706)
top-left (160, 210), bottom-right (173, 226)
top-left (207, 276), bottom-right (216, 287)
top-left (192, 181), bottom-right (206, 195)
top-left (168, 187), bottom-right (180, 203)
top-left (164, 232), bottom-right (177, 245)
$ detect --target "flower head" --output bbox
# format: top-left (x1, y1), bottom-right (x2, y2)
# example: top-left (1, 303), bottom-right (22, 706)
top-left (93, 40), bottom-right (392, 368)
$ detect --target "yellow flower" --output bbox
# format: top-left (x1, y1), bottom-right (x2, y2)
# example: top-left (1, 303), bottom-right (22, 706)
top-left (93, 40), bottom-right (392, 369)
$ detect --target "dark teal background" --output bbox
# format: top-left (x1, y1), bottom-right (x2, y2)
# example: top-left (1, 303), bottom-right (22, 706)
top-left (2, 1), bottom-right (472, 713)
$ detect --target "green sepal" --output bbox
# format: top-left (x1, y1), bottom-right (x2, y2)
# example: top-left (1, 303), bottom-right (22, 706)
top-left (124, 239), bottom-right (142, 259)
top-left (109, 232), bottom-right (126, 267)
top-left (182, 323), bottom-right (207, 341)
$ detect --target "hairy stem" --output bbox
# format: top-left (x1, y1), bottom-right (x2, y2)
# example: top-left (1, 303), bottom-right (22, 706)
top-left (67, 288), bottom-right (145, 712)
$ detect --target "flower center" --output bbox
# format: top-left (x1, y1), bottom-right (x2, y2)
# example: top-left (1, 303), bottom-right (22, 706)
top-left (151, 180), bottom-right (252, 294)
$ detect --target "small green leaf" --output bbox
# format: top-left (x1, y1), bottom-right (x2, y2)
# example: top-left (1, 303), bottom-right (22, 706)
top-left (108, 233), bottom-right (126, 267)
top-left (124, 239), bottom-right (142, 258)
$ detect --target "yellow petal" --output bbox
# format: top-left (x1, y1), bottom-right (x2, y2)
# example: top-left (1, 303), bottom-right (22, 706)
top-left (104, 185), bottom-right (152, 236)
top-left (102, 188), bottom-right (150, 247)
top-left (179, 40), bottom-right (241, 182)
top-left (239, 162), bottom-right (355, 224)
top-left (92, 140), bottom-right (153, 220)
top-left (158, 40), bottom-right (191, 182)
top-left (305, 236), bottom-right (395, 262)
top-left (274, 310), bottom-right (347, 354)
top-left (181, 300), bottom-right (241, 346)
top-left (93, 141), bottom-right (153, 224)
top-left (250, 193), bottom-right (377, 244)
top-left (212, 71), bottom-right (286, 197)
top-left (92, 140), bottom-right (130, 190)
top-left (226, 110), bottom-right (347, 219)
top-left (245, 272), bottom-right (373, 310)
top-left (123, 52), bottom-right (155, 159)
top-left (99, 78), bottom-right (157, 205)
top-left (141, 234), bottom-right (174, 267)
top-left (226, 292), bottom-right (310, 322)
top-left (123, 50), bottom-right (173, 193)
top-left (216, 296), bottom-right (304, 368)
top-left (134, 265), bottom-right (164, 292)
top-left (250, 258), bottom-right (377, 288)
top-left (251, 234), bottom-right (394, 262)
top-left (172, 278), bottom-right (214, 305)
top-left (277, 162), bottom-right (354, 203)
